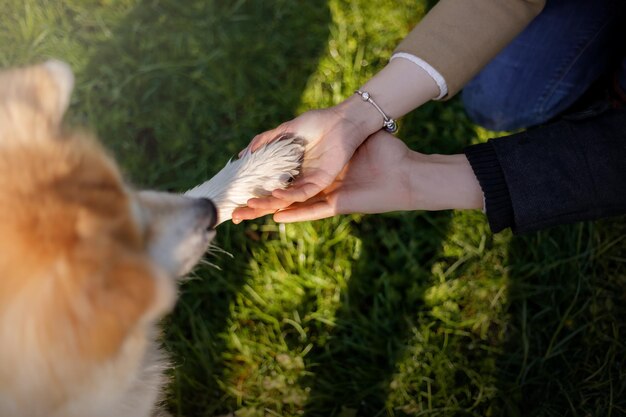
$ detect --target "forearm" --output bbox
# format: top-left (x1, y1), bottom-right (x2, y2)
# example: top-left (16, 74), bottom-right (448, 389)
top-left (338, 0), bottom-right (547, 132)
top-left (394, 0), bottom-right (546, 98)
top-left (401, 151), bottom-right (484, 211)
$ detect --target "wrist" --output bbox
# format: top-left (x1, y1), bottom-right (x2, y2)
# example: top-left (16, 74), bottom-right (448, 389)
top-left (333, 94), bottom-right (385, 139)
top-left (360, 58), bottom-right (439, 118)
top-left (332, 58), bottom-right (440, 140)
top-left (402, 151), bottom-right (484, 211)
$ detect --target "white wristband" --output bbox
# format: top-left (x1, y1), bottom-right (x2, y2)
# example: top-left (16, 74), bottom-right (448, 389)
top-left (390, 53), bottom-right (448, 100)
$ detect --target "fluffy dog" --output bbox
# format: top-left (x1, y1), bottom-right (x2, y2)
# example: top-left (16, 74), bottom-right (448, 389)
top-left (0, 61), bottom-right (303, 417)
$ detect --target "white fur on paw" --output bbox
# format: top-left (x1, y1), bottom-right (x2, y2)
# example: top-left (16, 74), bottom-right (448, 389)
top-left (185, 135), bottom-right (305, 225)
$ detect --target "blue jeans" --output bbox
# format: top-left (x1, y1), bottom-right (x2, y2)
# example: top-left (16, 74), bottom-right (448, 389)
top-left (462, 0), bottom-right (625, 131)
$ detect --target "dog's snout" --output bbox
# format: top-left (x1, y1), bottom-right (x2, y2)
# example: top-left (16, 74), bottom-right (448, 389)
top-left (197, 198), bottom-right (218, 230)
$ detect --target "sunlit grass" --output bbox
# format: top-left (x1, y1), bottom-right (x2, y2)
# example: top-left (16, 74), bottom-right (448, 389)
top-left (1, 1), bottom-right (624, 416)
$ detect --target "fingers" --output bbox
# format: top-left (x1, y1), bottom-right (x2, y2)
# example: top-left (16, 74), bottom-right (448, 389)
top-left (231, 206), bottom-right (276, 224)
top-left (238, 132), bottom-right (269, 158)
top-left (231, 195), bottom-right (292, 223)
top-left (238, 124), bottom-right (290, 157)
top-left (230, 180), bottom-right (324, 225)
top-left (247, 195), bottom-right (291, 210)
top-left (272, 182), bottom-right (322, 203)
top-left (232, 201), bottom-right (334, 224)
top-left (231, 191), bottom-right (335, 224)
top-left (272, 201), bottom-right (335, 223)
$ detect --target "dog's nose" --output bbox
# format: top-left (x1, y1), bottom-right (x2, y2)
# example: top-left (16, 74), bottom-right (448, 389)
top-left (197, 198), bottom-right (218, 230)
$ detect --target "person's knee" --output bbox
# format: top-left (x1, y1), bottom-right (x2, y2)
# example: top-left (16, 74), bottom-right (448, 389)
top-left (462, 84), bottom-right (539, 131)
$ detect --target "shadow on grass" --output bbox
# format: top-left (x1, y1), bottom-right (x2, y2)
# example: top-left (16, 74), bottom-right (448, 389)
top-left (76, 1), bottom-right (331, 415)
top-left (299, 100), bottom-right (477, 417)
top-left (497, 218), bottom-right (626, 417)
top-left (299, 212), bottom-right (453, 417)
top-left (300, 96), bottom-right (625, 416)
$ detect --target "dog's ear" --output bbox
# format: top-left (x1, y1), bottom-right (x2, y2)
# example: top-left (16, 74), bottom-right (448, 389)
top-left (0, 60), bottom-right (74, 142)
top-left (39, 60), bottom-right (75, 125)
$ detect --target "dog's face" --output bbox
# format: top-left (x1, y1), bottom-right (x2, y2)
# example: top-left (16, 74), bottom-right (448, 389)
top-left (0, 61), bottom-right (216, 415)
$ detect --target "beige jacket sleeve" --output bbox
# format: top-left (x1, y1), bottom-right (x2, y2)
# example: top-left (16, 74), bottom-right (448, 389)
top-left (394, 0), bottom-right (546, 99)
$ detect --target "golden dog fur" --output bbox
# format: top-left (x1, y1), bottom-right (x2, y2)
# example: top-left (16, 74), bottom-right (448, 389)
top-left (0, 61), bottom-right (215, 417)
top-left (0, 59), bottom-right (305, 417)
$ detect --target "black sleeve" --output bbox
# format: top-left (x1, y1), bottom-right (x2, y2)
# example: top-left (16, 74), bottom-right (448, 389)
top-left (464, 108), bottom-right (626, 234)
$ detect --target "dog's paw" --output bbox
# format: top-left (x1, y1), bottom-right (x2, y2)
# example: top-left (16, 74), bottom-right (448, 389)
top-left (237, 134), bottom-right (305, 194)
top-left (185, 135), bottom-right (305, 225)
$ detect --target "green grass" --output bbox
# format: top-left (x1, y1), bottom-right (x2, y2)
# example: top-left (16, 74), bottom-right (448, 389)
top-left (1, 0), bottom-right (625, 416)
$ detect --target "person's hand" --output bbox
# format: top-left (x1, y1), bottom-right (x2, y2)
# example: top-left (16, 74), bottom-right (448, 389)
top-left (234, 130), bottom-right (485, 223)
top-left (235, 130), bottom-right (415, 222)
top-left (243, 107), bottom-right (367, 203)
top-left (231, 58), bottom-right (445, 223)
top-left (233, 97), bottom-right (384, 223)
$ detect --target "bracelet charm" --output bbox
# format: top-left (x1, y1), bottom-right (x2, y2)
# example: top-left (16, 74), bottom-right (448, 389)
top-left (355, 90), bottom-right (398, 133)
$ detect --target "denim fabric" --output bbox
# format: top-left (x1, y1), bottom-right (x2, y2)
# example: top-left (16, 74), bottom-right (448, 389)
top-left (462, 0), bottom-right (625, 131)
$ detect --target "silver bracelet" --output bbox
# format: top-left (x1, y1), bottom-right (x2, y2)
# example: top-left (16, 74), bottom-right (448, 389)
top-left (355, 90), bottom-right (398, 133)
